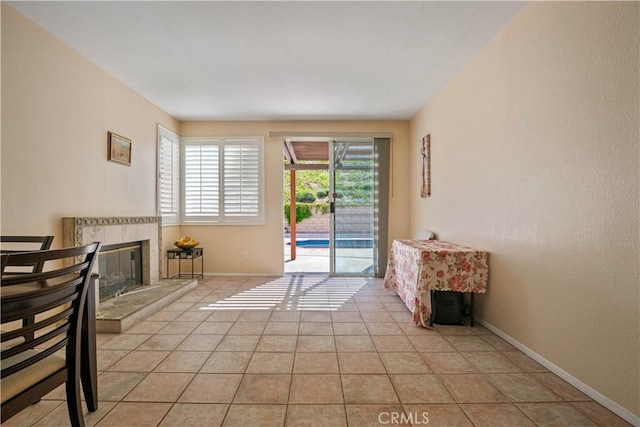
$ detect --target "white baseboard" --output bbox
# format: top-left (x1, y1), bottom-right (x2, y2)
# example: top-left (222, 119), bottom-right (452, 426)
top-left (203, 272), bottom-right (281, 277)
top-left (475, 317), bottom-right (639, 426)
top-left (203, 272), bottom-right (331, 277)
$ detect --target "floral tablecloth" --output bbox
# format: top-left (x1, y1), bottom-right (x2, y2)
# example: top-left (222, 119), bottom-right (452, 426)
top-left (383, 240), bottom-right (489, 327)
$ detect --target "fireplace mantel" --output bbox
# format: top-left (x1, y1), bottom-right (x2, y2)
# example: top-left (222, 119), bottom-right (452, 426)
top-left (62, 216), bottom-right (162, 285)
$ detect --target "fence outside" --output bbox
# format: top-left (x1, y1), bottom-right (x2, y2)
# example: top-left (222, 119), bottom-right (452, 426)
top-left (285, 205), bottom-right (373, 236)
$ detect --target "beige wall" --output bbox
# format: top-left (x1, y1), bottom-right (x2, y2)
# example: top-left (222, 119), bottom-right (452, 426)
top-left (1, 4), bottom-right (179, 243)
top-left (179, 121), bottom-right (410, 275)
top-left (1, 5), bottom-right (411, 277)
top-left (410, 2), bottom-right (639, 418)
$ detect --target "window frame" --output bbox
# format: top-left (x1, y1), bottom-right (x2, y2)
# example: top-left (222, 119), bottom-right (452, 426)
top-left (180, 136), bottom-right (265, 225)
top-left (157, 125), bottom-right (180, 225)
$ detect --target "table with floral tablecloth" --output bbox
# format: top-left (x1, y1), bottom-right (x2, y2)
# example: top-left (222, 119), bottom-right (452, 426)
top-left (383, 240), bottom-right (489, 327)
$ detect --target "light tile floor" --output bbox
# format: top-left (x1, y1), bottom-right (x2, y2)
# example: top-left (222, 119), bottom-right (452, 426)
top-left (6, 275), bottom-right (632, 427)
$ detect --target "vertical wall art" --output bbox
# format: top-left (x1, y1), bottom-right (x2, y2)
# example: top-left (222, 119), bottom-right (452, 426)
top-left (420, 134), bottom-right (431, 198)
top-left (108, 131), bottom-right (132, 165)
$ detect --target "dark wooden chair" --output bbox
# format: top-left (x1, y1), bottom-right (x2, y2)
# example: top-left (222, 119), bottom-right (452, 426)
top-left (0, 242), bottom-right (101, 427)
top-left (0, 236), bottom-right (55, 344)
top-left (0, 235), bottom-right (55, 273)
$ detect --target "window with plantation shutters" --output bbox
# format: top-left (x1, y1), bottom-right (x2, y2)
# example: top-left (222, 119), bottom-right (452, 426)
top-left (184, 141), bottom-right (220, 219)
top-left (224, 140), bottom-right (260, 219)
top-left (157, 126), bottom-right (180, 224)
top-left (182, 137), bottom-right (264, 224)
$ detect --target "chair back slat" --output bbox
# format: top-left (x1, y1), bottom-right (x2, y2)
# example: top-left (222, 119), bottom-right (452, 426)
top-left (1, 264), bottom-right (89, 287)
top-left (0, 242), bottom-right (100, 425)
top-left (2, 275), bottom-right (82, 303)
top-left (0, 236), bottom-right (54, 274)
top-left (0, 236), bottom-right (54, 247)
top-left (1, 244), bottom-right (95, 278)
top-left (1, 282), bottom-right (80, 322)
top-left (1, 313), bottom-right (72, 360)
top-left (1, 307), bottom-right (73, 344)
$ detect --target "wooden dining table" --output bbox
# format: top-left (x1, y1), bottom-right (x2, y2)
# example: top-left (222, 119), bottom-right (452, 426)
top-left (383, 239), bottom-right (489, 327)
top-left (0, 273), bottom-right (99, 412)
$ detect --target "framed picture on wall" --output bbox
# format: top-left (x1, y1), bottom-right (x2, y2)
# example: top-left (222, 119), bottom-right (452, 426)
top-left (420, 134), bottom-right (431, 198)
top-left (108, 132), bottom-right (132, 165)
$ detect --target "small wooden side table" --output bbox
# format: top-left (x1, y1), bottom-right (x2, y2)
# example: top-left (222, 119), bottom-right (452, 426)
top-left (167, 247), bottom-right (204, 279)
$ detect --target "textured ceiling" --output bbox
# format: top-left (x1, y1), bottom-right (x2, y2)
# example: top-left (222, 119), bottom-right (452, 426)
top-left (8, 1), bottom-right (525, 121)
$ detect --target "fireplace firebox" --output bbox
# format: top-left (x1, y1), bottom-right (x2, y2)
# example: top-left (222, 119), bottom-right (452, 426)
top-left (98, 241), bottom-right (143, 300)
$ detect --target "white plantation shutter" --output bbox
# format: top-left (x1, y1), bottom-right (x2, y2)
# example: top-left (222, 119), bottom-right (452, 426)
top-left (224, 140), bottom-right (260, 220)
top-left (182, 137), bottom-right (263, 224)
top-left (157, 126), bottom-right (179, 224)
top-left (184, 141), bottom-right (220, 220)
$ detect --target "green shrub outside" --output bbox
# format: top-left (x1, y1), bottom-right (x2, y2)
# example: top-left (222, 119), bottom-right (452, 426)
top-left (316, 190), bottom-right (329, 199)
top-left (295, 191), bottom-right (317, 203)
top-left (284, 202), bottom-right (330, 225)
top-left (284, 204), bottom-right (312, 225)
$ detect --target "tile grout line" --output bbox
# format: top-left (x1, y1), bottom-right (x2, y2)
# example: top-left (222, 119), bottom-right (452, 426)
top-left (24, 275), bottom-right (630, 427)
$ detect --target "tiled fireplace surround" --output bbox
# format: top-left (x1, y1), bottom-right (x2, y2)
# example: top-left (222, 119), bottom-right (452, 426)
top-left (63, 216), bottom-right (198, 333)
top-left (62, 216), bottom-right (162, 303)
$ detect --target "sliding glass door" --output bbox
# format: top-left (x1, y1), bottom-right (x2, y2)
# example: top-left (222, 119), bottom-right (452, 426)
top-left (329, 140), bottom-right (375, 275)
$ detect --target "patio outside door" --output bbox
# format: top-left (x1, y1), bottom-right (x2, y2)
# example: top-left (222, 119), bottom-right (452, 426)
top-left (329, 140), bottom-right (376, 275)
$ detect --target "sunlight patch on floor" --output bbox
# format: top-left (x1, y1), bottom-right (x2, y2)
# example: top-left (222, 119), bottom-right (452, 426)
top-left (199, 275), bottom-right (368, 311)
